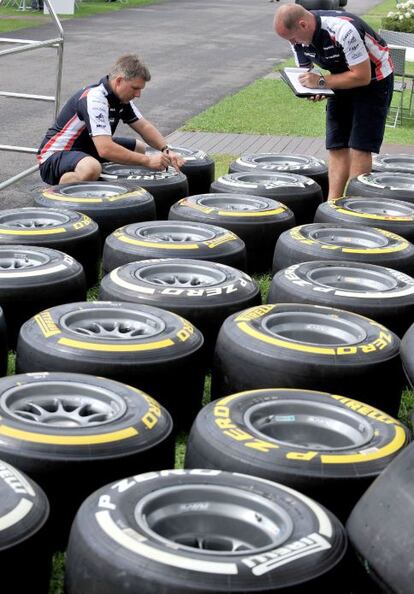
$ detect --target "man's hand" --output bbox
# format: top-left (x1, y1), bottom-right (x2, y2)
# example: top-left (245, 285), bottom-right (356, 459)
top-left (307, 95), bottom-right (327, 102)
top-left (298, 72), bottom-right (321, 88)
top-left (165, 150), bottom-right (185, 172)
top-left (145, 153), bottom-right (171, 170)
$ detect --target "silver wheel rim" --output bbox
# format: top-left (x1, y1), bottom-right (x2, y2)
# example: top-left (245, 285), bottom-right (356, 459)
top-left (340, 198), bottom-right (414, 217)
top-left (198, 195), bottom-right (269, 211)
top-left (368, 173), bottom-right (414, 190)
top-left (102, 164), bottom-right (176, 178)
top-left (236, 172), bottom-right (304, 185)
top-left (135, 262), bottom-right (227, 286)
top-left (137, 224), bottom-right (216, 243)
top-left (262, 311), bottom-right (367, 346)
top-left (250, 155), bottom-right (312, 167)
top-left (244, 400), bottom-right (374, 450)
top-left (375, 155), bottom-right (414, 172)
top-left (306, 264), bottom-right (398, 292)
top-left (0, 381), bottom-right (126, 427)
top-left (60, 308), bottom-right (165, 339)
top-left (134, 484), bottom-right (293, 555)
top-left (0, 249), bottom-right (49, 269)
top-left (0, 212), bottom-right (70, 228)
top-left (308, 226), bottom-right (389, 248)
top-left (59, 183), bottom-right (129, 198)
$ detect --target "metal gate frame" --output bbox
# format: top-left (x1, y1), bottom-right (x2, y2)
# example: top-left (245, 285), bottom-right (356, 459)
top-left (0, 0), bottom-right (64, 190)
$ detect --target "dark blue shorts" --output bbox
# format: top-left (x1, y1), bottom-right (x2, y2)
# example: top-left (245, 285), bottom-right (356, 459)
top-left (39, 136), bottom-right (136, 185)
top-left (326, 75), bottom-right (394, 154)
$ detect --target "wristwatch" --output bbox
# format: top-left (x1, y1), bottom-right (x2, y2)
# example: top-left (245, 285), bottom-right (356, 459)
top-left (318, 75), bottom-right (327, 89)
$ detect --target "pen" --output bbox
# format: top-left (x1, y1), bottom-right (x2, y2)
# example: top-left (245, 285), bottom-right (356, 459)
top-left (165, 148), bottom-right (169, 172)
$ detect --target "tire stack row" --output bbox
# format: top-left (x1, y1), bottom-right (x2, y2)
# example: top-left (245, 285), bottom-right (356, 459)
top-left (1, 150), bottom-right (413, 594)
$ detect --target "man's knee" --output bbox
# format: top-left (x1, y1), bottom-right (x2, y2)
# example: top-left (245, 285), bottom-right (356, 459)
top-left (75, 156), bottom-right (102, 180)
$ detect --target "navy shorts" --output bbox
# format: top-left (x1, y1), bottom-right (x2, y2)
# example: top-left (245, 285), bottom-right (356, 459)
top-left (326, 75), bottom-right (394, 154)
top-left (38, 136), bottom-right (136, 185)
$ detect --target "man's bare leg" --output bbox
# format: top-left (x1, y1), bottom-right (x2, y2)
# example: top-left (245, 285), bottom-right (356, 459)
top-left (135, 140), bottom-right (146, 153)
top-left (327, 148), bottom-right (350, 201)
top-left (349, 148), bottom-right (372, 180)
top-left (59, 156), bottom-right (102, 184)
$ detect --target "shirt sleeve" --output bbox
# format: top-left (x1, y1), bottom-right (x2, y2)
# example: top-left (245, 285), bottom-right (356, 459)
top-left (292, 43), bottom-right (313, 68)
top-left (336, 22), bottom-right (369, 67)
top-left (122, 101), bottom-right (143, 124)
top-left (79, 87), bottom-right (112, 137)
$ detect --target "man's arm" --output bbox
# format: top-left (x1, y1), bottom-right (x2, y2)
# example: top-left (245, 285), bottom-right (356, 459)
top-left (130, 118), bottom-right (166, 151)
top-left (299, 58), bottom-right (371, 90)
top-left (129, 118), bottom-right (184, 171)
top-left (92, 135), bottom-right (169, 170)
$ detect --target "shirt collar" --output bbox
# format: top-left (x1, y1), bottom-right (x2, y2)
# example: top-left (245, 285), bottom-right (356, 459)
top-left (311, 13), bottom-right (322, 45)
top-left (100, 75), bottom-right (120, 105)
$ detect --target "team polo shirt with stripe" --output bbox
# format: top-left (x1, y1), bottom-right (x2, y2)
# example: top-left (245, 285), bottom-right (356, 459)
top-left (38, 76), bottom-right (142, 165)
top-left (292, 11), bottom-right (392, 82)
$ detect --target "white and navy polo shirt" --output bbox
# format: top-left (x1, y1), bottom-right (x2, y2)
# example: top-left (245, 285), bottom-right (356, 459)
top-left (292, 11), bottom-right (393, 82)
top-left (38, 76), bottom-right (142, 164)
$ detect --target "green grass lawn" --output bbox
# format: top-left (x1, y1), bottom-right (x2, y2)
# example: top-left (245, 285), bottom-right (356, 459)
top-left (182, 0), bottom-right (414, 145)
top-left (0, 0), bottom-right (164, 33)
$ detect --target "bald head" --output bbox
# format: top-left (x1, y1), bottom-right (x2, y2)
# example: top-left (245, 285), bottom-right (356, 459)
top-left (273, 5), bottom-right (315, 45)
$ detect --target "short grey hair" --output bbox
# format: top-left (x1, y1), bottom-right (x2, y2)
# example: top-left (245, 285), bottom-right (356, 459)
top-left (274, 5), bottom-right (308, 31)
top-left (108, 54), bottom-right (151, 81)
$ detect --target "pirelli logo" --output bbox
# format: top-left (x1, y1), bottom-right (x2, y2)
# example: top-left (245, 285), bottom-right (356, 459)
top-left (34, 311), bottom-right (61, 338)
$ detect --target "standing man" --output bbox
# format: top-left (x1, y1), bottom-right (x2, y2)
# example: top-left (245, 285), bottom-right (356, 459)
top-left (38, 54), bottom-right (183, 185)
top-left (274, 5), bottom-right (393, 200)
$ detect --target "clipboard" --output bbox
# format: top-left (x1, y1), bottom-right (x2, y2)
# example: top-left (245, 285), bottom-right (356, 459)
top-left (280, 67), bottom-right (334, 97)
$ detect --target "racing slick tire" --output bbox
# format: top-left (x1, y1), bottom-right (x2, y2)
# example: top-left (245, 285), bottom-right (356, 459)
top-left (272, 223), bottom-right (414, 277)
top-left (210, 172), bottom-right (322, 225)
top-left (229, 153), bottom-right (328, 200)
top-left (268, 260), bottom-right (414, 337)
top-left (0, 207), bottom-right (100, 288)
top-left (65, 469), bottom-right (350, 594)
top-left (146, 146), bottom-right (215, 196)
top-left (314, 196), bottom-right (414, 243)
top-left (0, 307), bottom-right (7, 377)
top-left (211, 303), bottom-right (404, 417)
top-left (373, 153), bottom-right (414, 174)
top-left (0, 461), bottom-right (52, 593)
top-left (35, 181), bottom-right (156, 239)
top-left (102, 221), bottom-right (247, 273)
top-left (169, 194), bottom-right (295, 273)
top-left (15, 302), bottom-right (206, 430)
top-left (99, 259), bottom-right (261, 361)
top-left (0, 372), bottom-right (174, 548)
top-left (347, 441), bottom-right (414, 594)
top-left (0, 245), bottom-right (86, 347)
top-left (401, 323), bottom-right (414, 389)
top-left (185, 388), bottom-right (409, 520)
top-left (346, 172), bottom-right (414, 204)
top-left (100, 163), bottom-right (189, 219)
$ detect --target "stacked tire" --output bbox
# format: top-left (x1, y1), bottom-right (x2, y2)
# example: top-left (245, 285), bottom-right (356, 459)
top-left (35, 181), bottom-right (156, 239)
top-left (169, 194), bottom-right (295, 272)
top-left (15, 301), bottom-right (206, 430)
top-left (0, 372), bottom-right (174, 548)
top-left (100, 163), bottom-right (189, 219)
top-left (211, 172), bottom-right (322, 225)
top-left (229, 153), bottom-right (328, 200)
top-left (0, 207), bottom-right (100, 287)
top-left (102, 221), bottom-right (247, 273)
top-left (211, 303), bottom-right (405, 417)
top-left (100, 259), bottom-right (261, 361)
top-left (65, 469), bottom-right (352, 594)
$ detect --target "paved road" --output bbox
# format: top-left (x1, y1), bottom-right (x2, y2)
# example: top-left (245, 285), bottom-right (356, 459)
top-left (0, 0), bottom-right (385, 205)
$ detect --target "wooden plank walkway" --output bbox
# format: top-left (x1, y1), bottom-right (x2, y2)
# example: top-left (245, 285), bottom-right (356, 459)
top-left (166, 131), bottom-right (414, 160)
